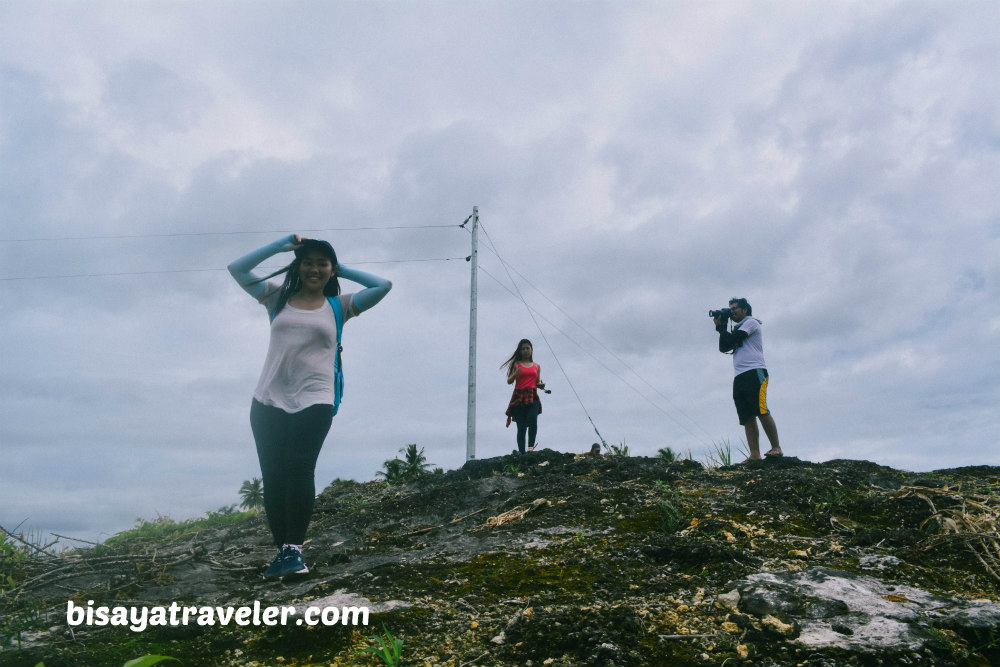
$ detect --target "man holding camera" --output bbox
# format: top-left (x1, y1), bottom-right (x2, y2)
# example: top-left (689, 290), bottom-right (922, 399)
top-left (713, 298), bottom-right (783, 462)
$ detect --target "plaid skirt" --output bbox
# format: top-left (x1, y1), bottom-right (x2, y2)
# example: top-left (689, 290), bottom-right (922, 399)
top-left (505, 387), bottom-right (541, 426)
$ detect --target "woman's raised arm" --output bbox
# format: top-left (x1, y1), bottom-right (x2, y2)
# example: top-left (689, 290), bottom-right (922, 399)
top-left (228, 234), bottom-right (299, 299)
top-left (338, 265), bottom-right (392, 313)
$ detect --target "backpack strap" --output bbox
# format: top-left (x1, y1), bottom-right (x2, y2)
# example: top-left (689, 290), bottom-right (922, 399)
top-left (328, 295), bottom-right (345, 416)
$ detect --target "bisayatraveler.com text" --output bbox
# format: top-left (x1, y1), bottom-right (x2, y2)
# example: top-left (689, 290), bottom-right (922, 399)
top-left (67, 599), bottom-right (369, 633)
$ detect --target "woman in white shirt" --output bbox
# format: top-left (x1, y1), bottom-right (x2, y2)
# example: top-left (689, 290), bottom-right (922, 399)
top-left (229, 234), bottom-right (391, 578)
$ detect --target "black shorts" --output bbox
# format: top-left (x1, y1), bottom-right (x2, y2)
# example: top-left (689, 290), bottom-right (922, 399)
top-left (733, 368), bottom-right (769, 425)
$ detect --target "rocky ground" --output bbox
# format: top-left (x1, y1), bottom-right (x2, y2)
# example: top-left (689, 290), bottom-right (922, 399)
top-left (2, 451), bottom-right (999, 667)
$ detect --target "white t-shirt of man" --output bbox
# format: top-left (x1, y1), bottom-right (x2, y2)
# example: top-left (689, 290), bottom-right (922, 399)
top-left (732, 317), bottom-right (766, 375)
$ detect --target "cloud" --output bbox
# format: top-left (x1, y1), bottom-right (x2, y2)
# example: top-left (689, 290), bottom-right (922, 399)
top-left (104, 59), bottom-right (208, 132)
top-left (1, 1), bottom-right (997, 544)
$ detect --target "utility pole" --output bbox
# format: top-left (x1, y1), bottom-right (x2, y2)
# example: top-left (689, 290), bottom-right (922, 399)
top-left (466, 207), bottom-right (479, 461)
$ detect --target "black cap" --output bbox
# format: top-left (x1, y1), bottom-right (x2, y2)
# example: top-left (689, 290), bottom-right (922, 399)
top-left (294, 239), bottom-right (337, 264)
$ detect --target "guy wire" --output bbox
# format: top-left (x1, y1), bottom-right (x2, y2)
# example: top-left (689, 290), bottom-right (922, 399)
top-left (476, 264), bottom-right (710, 447)
top-left (473, 239), bottom-right (715, 444)
top-left (477, 218), bottom-right (610, 449)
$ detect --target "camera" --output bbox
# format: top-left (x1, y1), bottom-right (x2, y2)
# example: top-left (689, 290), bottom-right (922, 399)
top-left (709, 307), bottom-right (732, 319)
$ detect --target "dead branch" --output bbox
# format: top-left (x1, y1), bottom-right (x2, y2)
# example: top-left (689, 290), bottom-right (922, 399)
top-left (458, 652), bottom-right (489, 667)
top-left (0, 523), bottom-right (57, 557)
top-left (50, 532), bottom-right (100, 546)
top-left (900, 485), bottom-right (999, 582)
top-left (486, 498), bottom-right (551, 528)
top-left (399, 508), bottom-right (489, 537)
top-left (12, 551), bottom-right (199, 597)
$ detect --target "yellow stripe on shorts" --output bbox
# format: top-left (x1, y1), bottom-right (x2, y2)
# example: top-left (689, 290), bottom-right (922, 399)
top-left (759, 376), bottom-right (769, 415)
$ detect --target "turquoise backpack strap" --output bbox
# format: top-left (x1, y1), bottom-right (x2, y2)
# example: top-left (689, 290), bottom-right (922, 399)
top-left (328, 296), bottom-right (345, 416)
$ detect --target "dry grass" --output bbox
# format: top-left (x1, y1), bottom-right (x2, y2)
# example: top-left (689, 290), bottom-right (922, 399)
top-left (898, 484), bottom-right (1000, 582)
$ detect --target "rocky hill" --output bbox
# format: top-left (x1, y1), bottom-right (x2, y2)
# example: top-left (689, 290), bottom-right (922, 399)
top-left (2, 452), bottom-right (999, 667)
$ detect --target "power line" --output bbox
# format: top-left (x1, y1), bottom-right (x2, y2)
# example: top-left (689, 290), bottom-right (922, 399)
top-left (467, 224), bottom-right (714, 446)
top-left (0, 257), bottom-right (468, 281)
top-left (476, 263), bottom-right (711, 447)
top-left (0, 223), bottom-right (461, 243)
top-left (473, 239), bottom-right (716, 443)
top-left (477, 218), bottom-right (611, 449)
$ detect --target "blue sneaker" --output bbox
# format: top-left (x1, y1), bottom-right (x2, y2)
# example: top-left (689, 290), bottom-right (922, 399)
top-left (263, 546), bottom-right (289, 578)
top-left (280, 546), bottom-right (309, 576)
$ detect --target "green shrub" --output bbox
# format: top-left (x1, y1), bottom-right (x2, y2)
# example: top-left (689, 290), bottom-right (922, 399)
top-left (377, 444), bottom-right (434, 486)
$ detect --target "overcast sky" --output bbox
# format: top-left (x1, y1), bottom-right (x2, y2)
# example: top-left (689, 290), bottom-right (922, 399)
top-left (1, 1), bottom-right (997, 545)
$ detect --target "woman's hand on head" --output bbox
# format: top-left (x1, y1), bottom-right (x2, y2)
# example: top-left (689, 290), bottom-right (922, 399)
top-left (291, 234), bottom-right (305, 250)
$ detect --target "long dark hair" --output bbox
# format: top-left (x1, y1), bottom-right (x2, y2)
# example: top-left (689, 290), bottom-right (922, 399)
top-left (256, 239), bottom-right (340, 319)
top-left (501, 338), bottom-right (533, 375)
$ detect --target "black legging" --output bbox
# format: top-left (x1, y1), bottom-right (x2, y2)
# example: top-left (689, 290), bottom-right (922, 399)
top-left (510, 401), bottom-right (540, 454)
top-left (250, 399), bottom-right (334, 547)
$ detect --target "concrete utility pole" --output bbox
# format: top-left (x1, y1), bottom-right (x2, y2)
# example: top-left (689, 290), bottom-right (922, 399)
top-left (466, 207), bottom-right (479, 461)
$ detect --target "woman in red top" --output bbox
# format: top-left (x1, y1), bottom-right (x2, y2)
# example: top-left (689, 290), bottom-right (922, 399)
top-left (503, 339), bottom-right (545, 454)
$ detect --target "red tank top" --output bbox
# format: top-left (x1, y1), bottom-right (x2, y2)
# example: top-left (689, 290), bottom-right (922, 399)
top-left (514, 362), bottom-right (539, 390)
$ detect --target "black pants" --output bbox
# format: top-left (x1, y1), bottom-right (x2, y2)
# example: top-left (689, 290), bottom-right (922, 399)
top-left (250, 399), bottom-right (333, 547)
top-left (510, 401), bottom-right (540, 454)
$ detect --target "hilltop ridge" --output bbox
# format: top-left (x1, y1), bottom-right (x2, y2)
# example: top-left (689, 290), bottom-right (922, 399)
top-left (3, 452), bottom-right (999, 666)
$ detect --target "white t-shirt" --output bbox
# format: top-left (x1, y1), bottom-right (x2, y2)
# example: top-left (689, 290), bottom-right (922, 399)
top-left (732, 317), bottom-right (766, 375)
top-left (253, 282), bottom-right (357, 413)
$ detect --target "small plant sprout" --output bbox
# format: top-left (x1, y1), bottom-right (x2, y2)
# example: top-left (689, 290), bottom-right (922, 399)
top-left (358, 624), bottom-right (404, 666)
top-left (653, 480), bottom-right (685, 533)
top-left (609, 440), bottom-right (630, 457)
top-left (705, 439), bottom-right (733, 468)
top-left (703, 438), bottom-right (748, 468)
